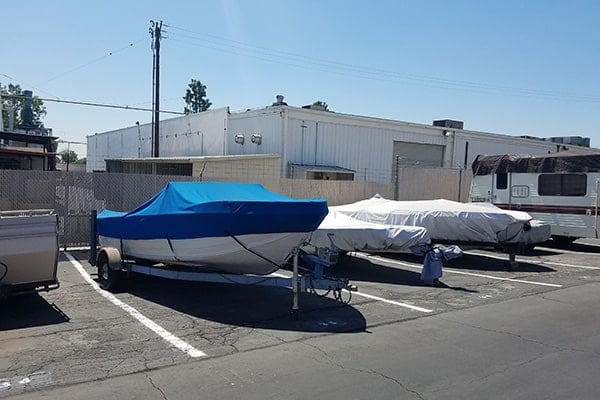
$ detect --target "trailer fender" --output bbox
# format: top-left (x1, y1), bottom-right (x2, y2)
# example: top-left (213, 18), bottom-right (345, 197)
top-left (96, 247), bottom-right (125, 291)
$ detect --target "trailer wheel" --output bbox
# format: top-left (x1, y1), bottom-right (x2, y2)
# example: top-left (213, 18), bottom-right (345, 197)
top-left (97, 250), bottom-right (123, 291)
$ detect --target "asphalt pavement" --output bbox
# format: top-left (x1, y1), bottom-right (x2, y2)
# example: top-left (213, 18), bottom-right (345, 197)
top-left (1, 240), bottom-right (600, 399)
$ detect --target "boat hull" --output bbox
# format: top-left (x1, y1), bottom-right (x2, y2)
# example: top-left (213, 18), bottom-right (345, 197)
top-left (99, 232), bottom-right (309, 275)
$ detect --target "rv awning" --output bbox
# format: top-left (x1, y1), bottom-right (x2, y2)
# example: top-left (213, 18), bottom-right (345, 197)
top-left (472, 152), bottom-right (600, 175)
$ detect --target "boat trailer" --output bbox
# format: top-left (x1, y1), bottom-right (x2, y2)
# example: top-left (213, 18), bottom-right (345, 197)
top-left (89, 212), bottom-right (356, 320)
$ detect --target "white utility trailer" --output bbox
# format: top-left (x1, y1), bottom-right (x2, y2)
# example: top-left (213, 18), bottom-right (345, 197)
top-left (0, 209), bottom-right (60, 297)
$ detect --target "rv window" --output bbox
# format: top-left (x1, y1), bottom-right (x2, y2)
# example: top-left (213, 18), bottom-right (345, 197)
top-left (496, 173), bottom-right (508, 190)
top-left (538, 174), bottom-right (587, 196)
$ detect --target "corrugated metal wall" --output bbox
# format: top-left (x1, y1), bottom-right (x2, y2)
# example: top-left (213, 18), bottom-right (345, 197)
top-left (87, 105), bottom-right (599, 184)
top-left (228, 109), bottom-right (284, 156)
top-left (87, 108), bottom-right (230, 172)
top-left (284, 108), bottom-right (447, 183)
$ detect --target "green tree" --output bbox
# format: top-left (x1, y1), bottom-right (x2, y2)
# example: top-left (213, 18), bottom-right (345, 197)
top-left (74, 157), bottom-right (87, 165)
top-left (60, 149), bottom-right (78, 164)
top-left (183, 79), bottom-right (212, 114)
top-left (312, 100), bottom-right (329, 111)
top-left (1, 83), bottom-right (47, 128)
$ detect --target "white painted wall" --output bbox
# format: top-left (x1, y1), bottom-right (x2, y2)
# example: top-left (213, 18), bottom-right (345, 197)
top-left (87, 108), bottom-right (229, 172)
top-left (87, 104), bottom-right (598, 182)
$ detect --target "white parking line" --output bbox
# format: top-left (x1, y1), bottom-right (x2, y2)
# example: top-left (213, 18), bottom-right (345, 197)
top-left (535, 246), bottom-right (600, 255)
top-left (358, 253), bottom-right (563, 288)
top-left (271, 272), bottom-right (432, 312)
top-left (462, 250), bottom-right (514, 261)
top-left (542, 261), bottom-right (600, 270)
top-left (345, 290), bottom-right (432, 313)
top-left (465, 250), bottom-right (600, 271)
top-left (65, 252), bottom-right (206, 358)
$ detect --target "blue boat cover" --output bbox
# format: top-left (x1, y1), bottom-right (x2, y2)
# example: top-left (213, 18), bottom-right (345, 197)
top-left (96, 182), bottom-right (328, 240)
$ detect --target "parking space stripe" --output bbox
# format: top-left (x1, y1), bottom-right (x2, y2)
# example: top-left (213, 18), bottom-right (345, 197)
top-left (435, 268), bottom-right (563, 287)
top-left (64, 252), bottom-right (206, 358)
top-left (461, 250), bottom-right (600, 271)
top-left (359, 254), bottom-right (563, 288)
top-left (345, 290), bottom-right (433, 312)
top-left (271, 272), bottom-right (432, 312)
top-left (542, 261), bottom-right (600, 270)
top-left (462, 250), bottom-right (515, 261)
top-left (535, 246), bottom-right (600, 255)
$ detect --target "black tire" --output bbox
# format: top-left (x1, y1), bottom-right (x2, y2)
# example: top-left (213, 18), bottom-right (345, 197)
top-left (97, 252), bottom-right (122, 291)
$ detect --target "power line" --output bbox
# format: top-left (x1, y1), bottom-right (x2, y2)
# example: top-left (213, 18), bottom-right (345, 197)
top-left (167, 25), bottom-right (600, 103)
top-left (0, 73), bottom-right (61, 99)
top-left (2, 94), bottom-right (184, 115)
top-left (38, 38), bottom-right (146, 86)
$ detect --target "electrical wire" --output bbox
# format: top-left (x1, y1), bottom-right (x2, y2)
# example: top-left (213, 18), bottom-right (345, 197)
top-left (2, 94), bottom-right (184, 115)
top-left (39, 38), bottom-right (147, 86)
top-left (167, 25), bottom-right (600, 103)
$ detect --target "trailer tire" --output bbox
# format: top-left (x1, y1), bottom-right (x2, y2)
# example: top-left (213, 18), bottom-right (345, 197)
top-left (97, 250), bottom-right (124, 291)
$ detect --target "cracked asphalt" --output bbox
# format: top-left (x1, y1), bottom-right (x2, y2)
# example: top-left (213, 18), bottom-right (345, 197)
top-left (1, 240), bottom-right (600, 399)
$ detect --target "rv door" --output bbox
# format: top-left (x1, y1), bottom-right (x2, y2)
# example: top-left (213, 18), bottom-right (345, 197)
top-left (491, 172), bottom-right (510, 206)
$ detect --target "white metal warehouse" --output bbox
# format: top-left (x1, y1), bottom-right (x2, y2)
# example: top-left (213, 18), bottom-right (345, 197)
top-left (87, 96), bottom-right (597, 183)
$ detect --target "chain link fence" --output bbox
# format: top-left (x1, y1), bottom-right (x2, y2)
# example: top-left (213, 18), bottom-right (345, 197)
top-left (0, 170), bottom-right (202, 248)
top-left (0, 167), bottom-right (470, 248)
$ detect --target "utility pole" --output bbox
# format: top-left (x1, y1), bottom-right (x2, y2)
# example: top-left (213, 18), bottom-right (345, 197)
top-left (149, 20), bottom-right (164, 158)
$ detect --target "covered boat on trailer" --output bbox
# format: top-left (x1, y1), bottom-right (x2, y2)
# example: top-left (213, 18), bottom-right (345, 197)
top-left (96, 181), bottom-right (328, 275)
top-left (331, 195), bottom-right (550, 248)
top-left (305, 209), bottom-right (431, 254)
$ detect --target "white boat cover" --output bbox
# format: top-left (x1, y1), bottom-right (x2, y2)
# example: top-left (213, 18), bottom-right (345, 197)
top-left (306, 209), bottom-right (431, 252)
top-left (332, 196), bottom-right (550, 245)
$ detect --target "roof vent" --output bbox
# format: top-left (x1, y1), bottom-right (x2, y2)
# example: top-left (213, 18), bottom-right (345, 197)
top-left (272, 95), bottom-right (287, 106)
top-left (433, 119), bottom-right (464, 129)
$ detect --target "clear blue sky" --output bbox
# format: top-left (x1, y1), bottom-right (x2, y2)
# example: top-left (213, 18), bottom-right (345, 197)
top-left (3, 0), bottom-right (600, 157)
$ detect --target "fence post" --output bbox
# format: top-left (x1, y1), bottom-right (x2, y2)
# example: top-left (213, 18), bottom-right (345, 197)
top-left (394, 155), bottom-right (400, 200)
top-left (89, 210), bottom-right (97, 265)
top-left (458, 168), bottom-right (463, 202)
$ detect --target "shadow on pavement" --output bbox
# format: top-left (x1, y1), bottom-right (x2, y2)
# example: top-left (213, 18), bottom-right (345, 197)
top-left (378, 251), bottom-right (556, 273)
top-left (324, 255), bottom-right (424, 286)
top-left (0, 294), bottom-right (70, 331)
top-left (320, 255), bottom-right (479, 292)
top-left (539, 239), bottom-right (600, 254)
top-left (124, 274), bottom-right (367, 333)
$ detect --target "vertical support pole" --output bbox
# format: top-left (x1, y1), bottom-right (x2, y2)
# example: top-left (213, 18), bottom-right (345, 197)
top-left (89, 210), bottom-right (97, 265)
top-left (153, 24), bottom-right (161, 158)
top-left (292, 248), bottom-right (299, 320)
top-left (457, 168), bottom-right (463, 202)
top-left (508, 247), bottom-right (518, 269)
top-left (594, 178), bottom-right (600, 238)
top-left (63, 173), bottom-right (70, 251)
top-left (394, 155), bottom-right (400, 201)
top-left (149, 20), bottom-right (162, 158)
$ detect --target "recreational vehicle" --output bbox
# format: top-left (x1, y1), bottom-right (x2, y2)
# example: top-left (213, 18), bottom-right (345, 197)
top-left (469, 152), bottom-right (600, 242)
